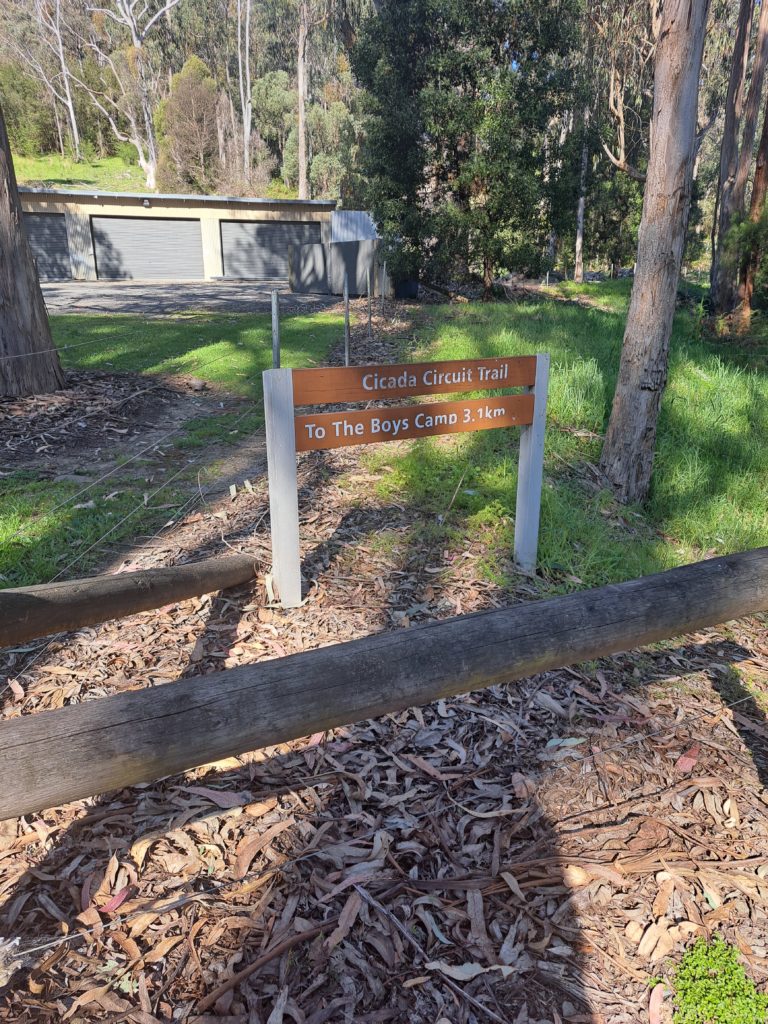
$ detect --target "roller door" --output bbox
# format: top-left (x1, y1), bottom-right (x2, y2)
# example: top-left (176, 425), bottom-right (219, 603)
top-left (25, 213), bottom-right (71, 280)
top-left (92, 217), bottom-right (204, 280)
top-left (221, 220), bottom-right (322, 279)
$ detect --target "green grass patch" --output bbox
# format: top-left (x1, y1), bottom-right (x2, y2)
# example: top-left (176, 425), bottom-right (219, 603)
top-left (1, 311), bottom-right (341, 586)
top-left (669, 935), bottom-right (768, 1023)
top-left (369, 280), bottom-right (768, 591)
top-left (14, 153), bottom-right (148, 193)
top-left (53, 310), bottom-right (342, 399)
top-left (0, 468), bottom-right (193, 587)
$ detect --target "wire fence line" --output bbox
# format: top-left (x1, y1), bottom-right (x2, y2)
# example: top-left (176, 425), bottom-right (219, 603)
top-left (6, 340), bottom-right (259, 449)
top-left (0, 323), bottom-right (245, 363)
top-left (2, 343), bottom-right (265, 546)
top-left (1, 401), bottom-right (261, 703)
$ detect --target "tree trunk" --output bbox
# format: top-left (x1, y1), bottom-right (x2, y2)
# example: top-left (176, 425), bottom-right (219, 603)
top-left (0, 103), bottom-right (65, 398)
top-left (710, 0), bottom-right (754, 312)
top-left (733, 0), bottom-right (768, 214)
top-left (52, 97), bottom-right (65, 157)
top-left (482, 255), bottom-right (494, 299)
top-left (297, 1), bottom-right (309, 200)
top-left (599, 0), bottom-right (710, 505)
top-left (237, 0), bottom-right (252, 181)
top-left (53, 0), bottom-right (81, 161)
top-left (136, 47), bottom-right (158, 189)
top-left (574, 107), bottom-right (590, 284)
top-left (737, 95), bottom-right (768, 320)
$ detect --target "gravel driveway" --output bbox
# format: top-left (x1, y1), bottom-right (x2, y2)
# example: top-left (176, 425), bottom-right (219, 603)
top-left (42, 279), bottom-right (339, 315)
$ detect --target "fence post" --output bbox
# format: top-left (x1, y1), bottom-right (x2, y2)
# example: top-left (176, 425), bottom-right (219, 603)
top-left (271, 290), bottom-right (280, 369)
top-left (367, 266), bottom-right (372, 340)
top-left (344, 271), bottom-right (350, 366)
top-left (514, 353), bottom-right (550, 572)
top-left (380, 261), bottom-right (386, 316)
top-left (263, 368), bottom-right (302, 607)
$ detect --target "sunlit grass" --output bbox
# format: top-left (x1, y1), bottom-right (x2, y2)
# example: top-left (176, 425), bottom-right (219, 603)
top-left (13, 152), bottom-right (148, 193)
top-left (1, 311), bottom-right (342, 586)
top-left (370, 282), bottom-right (768, 592)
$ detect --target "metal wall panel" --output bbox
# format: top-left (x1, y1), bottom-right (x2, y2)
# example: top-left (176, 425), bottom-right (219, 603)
top-left (24, 213), bottom-right (71, 280)
top-left (91, 217), bottom-right (204, 280)
top-left (221, 221), bottom-right (322, 280)
top-left (330, 210), bottom-right (378, 243)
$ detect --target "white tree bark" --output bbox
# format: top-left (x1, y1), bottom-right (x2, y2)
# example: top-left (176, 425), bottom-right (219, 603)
top-left (80, 0), bottom-right (182, 188)
top-left (297, 0), bottom-right (310, 199)
top-left (600, 0), bottom-right (710, 504)
top-left (236, 0), bottom-right (253, 181)
top-left (574, 107), bottom-right (590, 284)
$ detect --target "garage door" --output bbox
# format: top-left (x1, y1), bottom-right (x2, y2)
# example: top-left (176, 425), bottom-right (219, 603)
top-left (221, 221), bottom-right (322, 279)
top-left (25, 213), bottom-right (71, 280)
top-left (92, 217), bottom-right (204, 280)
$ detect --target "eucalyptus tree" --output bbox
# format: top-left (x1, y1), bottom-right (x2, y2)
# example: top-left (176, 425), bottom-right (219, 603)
top-left (69, 0), bottom-right (183, 188)
top-left (710, 0), bottom-right (768, 312)
top-left (600, 0), bottom-right (711, 504)
top-left (0, 102), bottom-right (64, 398)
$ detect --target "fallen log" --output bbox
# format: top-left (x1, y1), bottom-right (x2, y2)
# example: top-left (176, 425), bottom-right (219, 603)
top-left (1, 548), bottom-right (766, 820)
top-left (0, 553), bottom-right (259, 648)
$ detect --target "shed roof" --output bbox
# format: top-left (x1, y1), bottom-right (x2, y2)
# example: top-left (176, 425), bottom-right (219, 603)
top-left (18, 186), bottom-right (337, 207)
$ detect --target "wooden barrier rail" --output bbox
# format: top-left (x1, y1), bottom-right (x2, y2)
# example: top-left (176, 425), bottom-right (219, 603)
top-left (0, 553), bottom-right (258, 648)
top-left (1, 547), bottom-right (766, 820)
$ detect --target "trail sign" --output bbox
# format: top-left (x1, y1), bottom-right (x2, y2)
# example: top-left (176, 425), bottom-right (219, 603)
top-left (263, 354), bottom-right (549, 607)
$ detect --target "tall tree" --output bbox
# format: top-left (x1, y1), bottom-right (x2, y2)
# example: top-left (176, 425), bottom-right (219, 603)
top-left (573, 105), bottom-right (590, 283)
top-left (0, 101), bottom-right (64, 398)
top-left (236, 0), bottom-right (253, 180)
top-left (72, 0), bottom-right (182, 188)
top-left (600, 0), bottom-right (710, 504)
top-left (1, 0), bottom-right (83, 160)
top-left (354, 0), bottom-right (575, 289)
top-left (736, 87), bottom-right (768, 318)
top-left (709, 0), bottom-right (753, 312)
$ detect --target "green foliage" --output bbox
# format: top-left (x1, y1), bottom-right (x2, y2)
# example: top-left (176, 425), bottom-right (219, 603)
top-left (353, 0), bottom-right (578, 289)
top-left (156, 57), bottom-right (219, 193)
top-left (372, 281), bottom-right (768, 593)
top-left (252, 69), bottom-right (296, 170)
top-left (0, 63), bottom-right (58, 157)
top-left (671, 936), bottom-right (768, 1024)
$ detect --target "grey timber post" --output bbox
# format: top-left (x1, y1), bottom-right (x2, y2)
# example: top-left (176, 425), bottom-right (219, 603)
top-left (380, 261), bottom-right (386, 315)
top-left (271, 290), bottom-right (280, 369)
top-left (367, 266), bottom-right (372, 339)
top-left (343, 271), bottom-right (350, 366)
top-left (514, 353), bottom-right (550, 572)
top-left (263, 368), bottom-right (302, 607)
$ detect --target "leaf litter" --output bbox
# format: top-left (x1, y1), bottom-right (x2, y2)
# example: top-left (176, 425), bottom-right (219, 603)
top-left (1, 303), bottom-right (768, 1021)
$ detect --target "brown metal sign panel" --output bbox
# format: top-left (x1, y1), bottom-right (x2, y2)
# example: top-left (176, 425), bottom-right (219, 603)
top-left (291, 356), bottom-right (536, 406)
top-left (295, 394), bottom-right (535, 452)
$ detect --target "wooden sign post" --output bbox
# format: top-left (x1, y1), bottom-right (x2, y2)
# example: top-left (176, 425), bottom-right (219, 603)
top-left (264, 353), bottom-right (549, 607)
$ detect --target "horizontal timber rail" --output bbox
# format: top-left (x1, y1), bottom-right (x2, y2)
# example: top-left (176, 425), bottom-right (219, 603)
top-left (0, 553), bottom-right (259, 648)
top-left (1, 547), bottom-right (766, 820)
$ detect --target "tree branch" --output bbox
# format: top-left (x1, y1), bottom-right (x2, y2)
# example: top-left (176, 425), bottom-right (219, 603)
top-left (601, 141), bottom-right (646, 181)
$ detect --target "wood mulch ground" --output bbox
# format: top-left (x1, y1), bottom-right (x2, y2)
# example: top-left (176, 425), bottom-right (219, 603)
top-left (1, 302), bottom-right (768, 1023)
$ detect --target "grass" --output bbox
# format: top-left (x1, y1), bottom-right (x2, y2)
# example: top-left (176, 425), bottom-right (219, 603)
top-left (1, 311), bottom-right (342, 586)
top-left (13, 152), bottom-right (148, 193)
top-left (366, 279), bottom-right (768, 592)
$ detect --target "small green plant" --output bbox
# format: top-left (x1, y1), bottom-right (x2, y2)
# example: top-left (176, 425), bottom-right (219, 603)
top-left (671, 935), bottom-right (768, 1024)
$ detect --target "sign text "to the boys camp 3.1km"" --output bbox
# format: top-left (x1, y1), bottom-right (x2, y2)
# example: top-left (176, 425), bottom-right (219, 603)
top-left (295, 394), bottom-right (535, 451)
